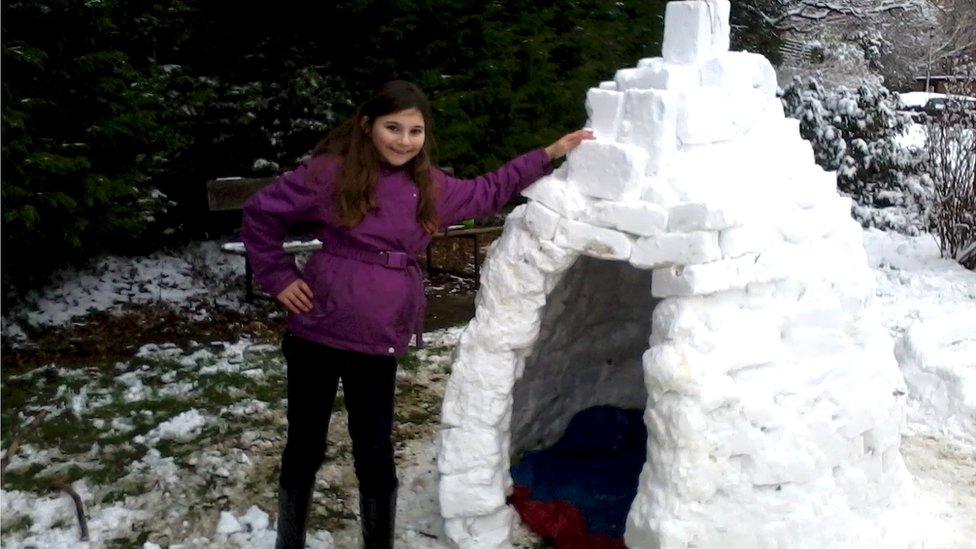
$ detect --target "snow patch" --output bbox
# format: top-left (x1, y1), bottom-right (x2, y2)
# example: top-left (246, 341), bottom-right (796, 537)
top-left (896, 313), bottom-right (976, 448)
top-left (137, 409), bottom-right (207, 445)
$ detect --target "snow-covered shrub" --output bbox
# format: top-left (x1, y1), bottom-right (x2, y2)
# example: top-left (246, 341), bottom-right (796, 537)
top-left (780, 77), bottom-right (932, 235)
top-left (927, 100), bottom-right (976, 269)
top-left (851, 30), bottom-right (891, 74)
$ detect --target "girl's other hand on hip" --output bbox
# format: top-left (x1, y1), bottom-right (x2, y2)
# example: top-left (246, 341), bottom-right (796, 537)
top-left (277, 279), bottom-right (315, 314)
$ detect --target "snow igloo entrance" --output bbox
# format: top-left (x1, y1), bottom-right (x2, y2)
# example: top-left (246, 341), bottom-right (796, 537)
top-left (508, 257), bottom-right (658, 542)
top-left (511, 256), bottom-right (656, 453)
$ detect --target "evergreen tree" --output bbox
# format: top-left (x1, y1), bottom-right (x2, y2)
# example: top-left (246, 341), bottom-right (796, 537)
top-left (729, 0), bottom-right (784, 65)
top-left (2, 0), bottom-right (185, 298)
top-left (2, 0), bottom-right (673, 299)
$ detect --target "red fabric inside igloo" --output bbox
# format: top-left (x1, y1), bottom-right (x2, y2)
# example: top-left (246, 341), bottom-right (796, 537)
top-left (508, 486), bottom-right (627, 549)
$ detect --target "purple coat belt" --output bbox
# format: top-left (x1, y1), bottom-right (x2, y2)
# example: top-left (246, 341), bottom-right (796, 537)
top-left (318, 238), bottom-right (426, 348)
top-left (241, 148), bottom-right (553, 357)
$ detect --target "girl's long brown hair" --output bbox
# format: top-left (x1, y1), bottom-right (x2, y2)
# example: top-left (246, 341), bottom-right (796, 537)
top-left (313, 80), bottom-right (440, 234)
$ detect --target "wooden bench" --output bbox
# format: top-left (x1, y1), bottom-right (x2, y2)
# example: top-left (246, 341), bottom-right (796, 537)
top-left (207, 176), bottom-right (322, 302)
top-left (207, 175), bottom-right (502, 299)
top-left (425, 225), bottom-right (503, 289)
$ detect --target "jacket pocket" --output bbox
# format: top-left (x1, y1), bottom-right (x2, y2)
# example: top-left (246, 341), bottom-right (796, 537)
top-left (301, 252), bottom-right (335, 316)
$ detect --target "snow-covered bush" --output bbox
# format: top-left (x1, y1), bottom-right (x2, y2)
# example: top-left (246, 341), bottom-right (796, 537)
top-left (780, 77), bottom-right (933, 235)
top-left (927, 100), bottom-right (976, 269)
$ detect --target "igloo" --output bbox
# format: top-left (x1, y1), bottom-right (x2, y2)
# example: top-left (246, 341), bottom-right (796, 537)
top-left (436, 1), bottom-right (917, 547)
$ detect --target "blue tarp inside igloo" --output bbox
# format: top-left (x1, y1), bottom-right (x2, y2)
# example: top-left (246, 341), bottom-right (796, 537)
top-left (510, 405), bottom-right (647, 539)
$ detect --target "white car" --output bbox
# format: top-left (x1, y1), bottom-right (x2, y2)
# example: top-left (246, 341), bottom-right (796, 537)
top-left (898, 91), bottom-right (976, 121)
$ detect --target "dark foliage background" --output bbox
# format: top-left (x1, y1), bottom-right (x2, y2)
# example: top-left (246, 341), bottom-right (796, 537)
top-left (2, 0), bottom-right (780, 300)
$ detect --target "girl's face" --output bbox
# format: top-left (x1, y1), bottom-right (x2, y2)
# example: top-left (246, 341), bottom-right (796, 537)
top-left (367, 108), bottom-right (426, 166)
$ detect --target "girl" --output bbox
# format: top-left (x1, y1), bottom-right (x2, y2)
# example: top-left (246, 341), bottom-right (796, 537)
top-left (242, 80), bottom-right (592, 549)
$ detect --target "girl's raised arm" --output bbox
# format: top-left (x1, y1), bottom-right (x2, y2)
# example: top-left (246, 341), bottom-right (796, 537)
top-left (435, 148), bottom-right (552, 228)
top-left (435, 130), bottom-right (593, 228)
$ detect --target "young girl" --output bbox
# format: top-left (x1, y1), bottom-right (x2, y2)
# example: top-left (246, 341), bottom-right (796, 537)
top-left (242, 80), bottom-right (592, 549)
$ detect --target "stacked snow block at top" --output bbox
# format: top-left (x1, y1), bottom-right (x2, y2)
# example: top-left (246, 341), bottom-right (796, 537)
top-left (586, 0), bottom-right (778, 177)
top-left (662, 0), bottom-right (730, 64)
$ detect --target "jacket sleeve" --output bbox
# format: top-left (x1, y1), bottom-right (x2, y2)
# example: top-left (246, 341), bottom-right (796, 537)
top-left (241, 160), bottom-right (327, 297)
top-left (435, 148), bottom-right (553, 228)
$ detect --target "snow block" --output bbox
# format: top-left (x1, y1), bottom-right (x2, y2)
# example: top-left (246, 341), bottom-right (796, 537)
top-left (582, 200), bottom-right (668, 237)
top-left (790, 167), bottom-right (839, 209)
top-left (662, 0), bottom-right (731, 65)
top-left (719, 225), bottom-right (781, 258)
top-left (615, 59), bottom-right (700, 91)
top-left (641, 175), bottom-right (683, 207)
top-left (445, 508), bottom-right (515, 549)
top-left (709, 0), bottom-right (731, 53)
top-left (474, 300), bottom-right (543, 349)
top-left (441, 368), bottom-right (512, 428)
top-left (778, 198), bottom-right (853, 244)
top-left (522, 200), bottom-right (562, 241)
top-left (677, 88), bottom-right (736, 145)
top-left (439, 467), bottom-right (506, 518)
top-left (438, 427), bottom-right (503, 475)
top-left (701, 52), bottom-right (777, 97)
top-left (650, 252), bottom-right (776, 297)
top-left (521, 175), bottom-right (590, 219)
top-left (668, 202), bottom-right (737, 232)
top-left (478, 250), bottom-right (547, 311)
top-left (598, 80), bottom-right (617, 91)
top-left (731, 90), bottom-right (771, 136)
top-left (630, 231), bottom-right (722, 269)
top-left (553, 218), bottom-right (632, 260)
top-left (488, 230), bottom-right (577, 277)
top-left (742, 433), bottom-right (821, 485)
top-left (618, 89), bottom-right (679, 175)
top-left (585, 88), bottom-right (624, 140)
top-left (614, 67), bottom-right (648, 90)
top-left (567, 140), bottom-right (649, 200)
top-left (642, 343), bottom-right (704, 396)
top-left (441, 335), bottom-right (519, 426)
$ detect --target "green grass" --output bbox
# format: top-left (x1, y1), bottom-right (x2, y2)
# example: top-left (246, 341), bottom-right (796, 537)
top-left (0, 463), bottom-right (47, 492)
top-left (309, 484), bottom-right (358, 530)
top-left (399, 353), bottom-right (423, 372)
top-left (0, 515), bottom-right (33, 536)
top-left (0, 328), bottom-right (462, 542)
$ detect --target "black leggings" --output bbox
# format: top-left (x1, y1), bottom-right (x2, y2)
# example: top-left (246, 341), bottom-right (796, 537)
top-left (279, 332), bottom-right (399, 496)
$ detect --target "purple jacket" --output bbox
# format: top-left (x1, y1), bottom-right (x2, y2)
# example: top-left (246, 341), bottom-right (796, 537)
top-left (241, 148), bottom-right (553, 357)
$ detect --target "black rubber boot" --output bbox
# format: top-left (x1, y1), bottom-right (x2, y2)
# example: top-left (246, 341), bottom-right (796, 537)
top-left (360, 487), bottom-right (397, 549)
top-left (275, 483), bottom-right (314, 549)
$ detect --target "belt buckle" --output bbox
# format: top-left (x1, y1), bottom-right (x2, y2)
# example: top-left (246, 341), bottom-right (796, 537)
top-left (383, 251), bottom-right (408, 268)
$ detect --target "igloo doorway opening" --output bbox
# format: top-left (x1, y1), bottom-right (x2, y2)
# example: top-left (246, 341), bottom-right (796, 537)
top-left (509, 257), bottom-right (658, 542)
top-left (511, 257), bottom-right (658, 456)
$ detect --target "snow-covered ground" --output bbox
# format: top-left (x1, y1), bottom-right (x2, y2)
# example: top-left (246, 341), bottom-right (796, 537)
top-left (1, 230), bottom-right (974, 548)
top-left (864, 229), bottom-right (976, 549)
top-left (2, 242), bottom-right (248, 339)
top-left (0, 325), bottom-right (466, 549)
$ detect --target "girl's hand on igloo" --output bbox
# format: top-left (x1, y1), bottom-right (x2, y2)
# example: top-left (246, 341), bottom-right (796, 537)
top-left (545, 129), bottom-right (595, 161)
